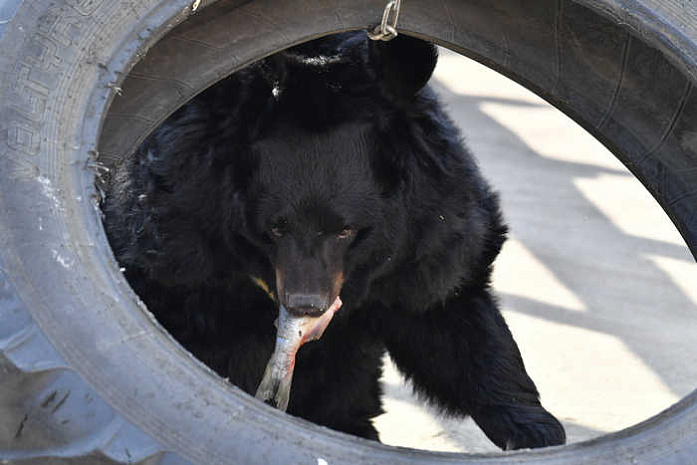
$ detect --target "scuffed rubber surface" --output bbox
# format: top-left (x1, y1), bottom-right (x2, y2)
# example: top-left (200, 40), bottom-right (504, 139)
top-left (0, 0), bottom-right (695, 463)
top-left (0, 0), bottom-right (23, 38)
top-left (0, 262), bottom-right (191, 464)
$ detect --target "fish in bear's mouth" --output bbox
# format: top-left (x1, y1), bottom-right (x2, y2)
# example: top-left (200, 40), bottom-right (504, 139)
top-left (255, 297), bottom-right (343, 411)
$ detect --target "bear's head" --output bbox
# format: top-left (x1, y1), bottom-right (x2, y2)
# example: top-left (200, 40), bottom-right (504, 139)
top-left (232, 33), bottom-right (444, 316)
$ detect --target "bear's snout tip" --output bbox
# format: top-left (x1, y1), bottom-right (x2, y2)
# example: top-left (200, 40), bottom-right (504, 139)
top-left (284, 293), bottom-right (330, 317)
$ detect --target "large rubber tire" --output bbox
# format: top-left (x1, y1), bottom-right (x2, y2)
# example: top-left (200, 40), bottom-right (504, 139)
top-left (0, 0), bottom-right (695, 463)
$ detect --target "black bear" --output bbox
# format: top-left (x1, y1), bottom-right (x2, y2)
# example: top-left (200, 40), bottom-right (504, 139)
top-left (102, 32), bottom-right (565, 450)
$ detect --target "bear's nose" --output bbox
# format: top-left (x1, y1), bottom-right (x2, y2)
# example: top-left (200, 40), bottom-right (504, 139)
top-left (285, 293), bottom-right (329, 317)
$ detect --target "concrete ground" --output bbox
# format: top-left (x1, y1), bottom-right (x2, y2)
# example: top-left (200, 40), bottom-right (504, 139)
top-left (372, 48), bottom-right (697, 453)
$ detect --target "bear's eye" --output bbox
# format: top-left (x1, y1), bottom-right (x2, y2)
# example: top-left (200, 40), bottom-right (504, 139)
top-left (336, 227), bottom-right (355, 240)
top-left (270, 219), bottom-right (288, 238)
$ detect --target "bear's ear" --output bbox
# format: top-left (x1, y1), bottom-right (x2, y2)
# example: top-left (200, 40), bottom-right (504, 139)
top-left (369, 34), bottom-right (438, 99)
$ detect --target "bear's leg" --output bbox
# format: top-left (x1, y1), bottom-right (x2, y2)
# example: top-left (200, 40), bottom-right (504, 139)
top-left (288, 333), bottom-right (385, 441)
top-left (378, 289), bottom-right (565, 450)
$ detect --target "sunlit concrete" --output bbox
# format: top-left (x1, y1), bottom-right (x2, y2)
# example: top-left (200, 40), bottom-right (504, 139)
top-left (493, 238), bottom-right (586, 312)
top-left (575, 174), bottom-right (690, 246)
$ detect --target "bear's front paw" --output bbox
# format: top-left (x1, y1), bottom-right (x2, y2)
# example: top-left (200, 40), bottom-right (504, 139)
top-left (474, 404), bottom-right (566, 450)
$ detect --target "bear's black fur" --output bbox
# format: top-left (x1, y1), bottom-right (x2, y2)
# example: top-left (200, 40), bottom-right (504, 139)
top-left (102, 32), bottom-right (565, 449)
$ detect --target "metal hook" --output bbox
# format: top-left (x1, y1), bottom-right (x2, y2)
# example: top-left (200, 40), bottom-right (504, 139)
top-left (367, 0), bottom-right (402, 41)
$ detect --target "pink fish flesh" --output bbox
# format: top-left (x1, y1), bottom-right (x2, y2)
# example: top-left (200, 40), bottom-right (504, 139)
top-left (255, 297), bottom-right (342, 411)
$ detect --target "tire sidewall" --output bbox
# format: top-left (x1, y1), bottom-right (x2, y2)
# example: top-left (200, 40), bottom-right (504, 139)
top-left (0, 0), bottom-right (695, 464)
